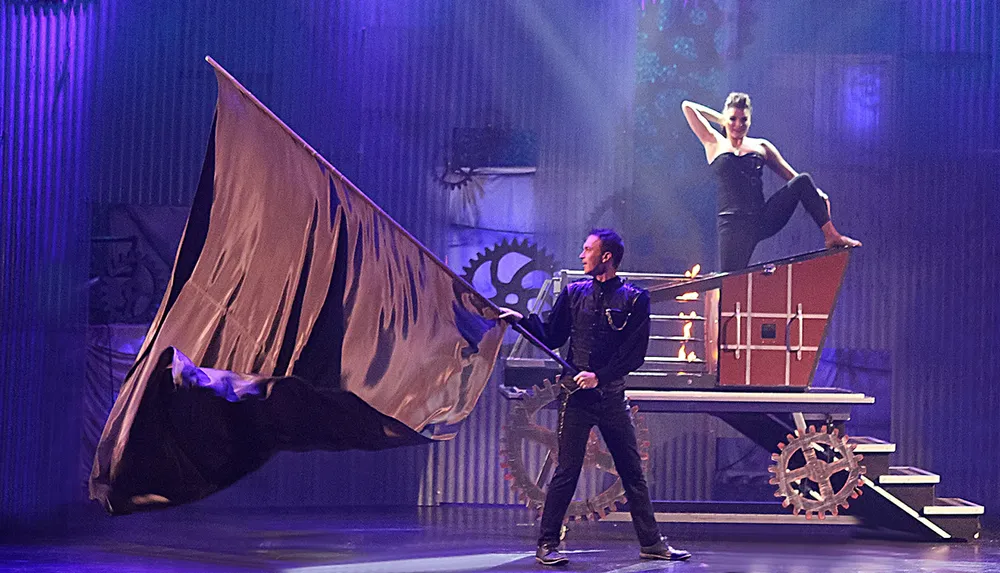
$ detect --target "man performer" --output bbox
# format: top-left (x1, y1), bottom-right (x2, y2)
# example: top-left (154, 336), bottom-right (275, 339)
top-left (501, 228), bottom-right (691, 566)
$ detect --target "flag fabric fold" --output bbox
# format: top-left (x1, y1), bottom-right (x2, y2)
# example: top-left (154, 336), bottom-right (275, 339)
top-left (89, 59), bottom-right (506, 514)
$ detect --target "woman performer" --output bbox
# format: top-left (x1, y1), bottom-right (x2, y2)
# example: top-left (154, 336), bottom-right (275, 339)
top-left (682, 92), bottom-right (861, 271)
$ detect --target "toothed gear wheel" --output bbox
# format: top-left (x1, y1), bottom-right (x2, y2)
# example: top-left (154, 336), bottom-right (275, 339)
top-left (95, 248), bottom-right (168, 324)
top-left (439, 165), bottom-right (479, 191)
top-left (461, 238), bottom-right (556, 317)
top-left (586, 189), bottom-right (632, 230)
top-left (499, 378), bottom-right (650, 521)
top-left (768, 424), bottom-right (866, 520)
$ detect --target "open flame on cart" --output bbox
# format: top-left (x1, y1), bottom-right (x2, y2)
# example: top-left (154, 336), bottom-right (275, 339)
top-left (678, 313), bottom-right (698, 362)
top-left (676, 344), bottom-right (698, 362)
top-left (676, 264), bottom-right (702, 301)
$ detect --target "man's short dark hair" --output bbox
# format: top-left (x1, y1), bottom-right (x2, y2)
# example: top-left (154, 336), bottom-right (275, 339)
top-left (589, 228), bottom-right (624, 268)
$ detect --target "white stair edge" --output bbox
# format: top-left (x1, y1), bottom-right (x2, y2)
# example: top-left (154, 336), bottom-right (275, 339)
top-left (923, 498), bottom-right (985, 516)
top-left (852, 443), bottom-right (896, 454)
top-left (848, 437), bottom-right (896, 454)
top-left (879, 466), bottom-right (940, 485)
top-left (604, 511), bottom-right (858, 525)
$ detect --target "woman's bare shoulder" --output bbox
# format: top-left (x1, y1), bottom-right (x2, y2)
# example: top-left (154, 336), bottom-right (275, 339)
top-left (747, 137), bottom-right (776, 158)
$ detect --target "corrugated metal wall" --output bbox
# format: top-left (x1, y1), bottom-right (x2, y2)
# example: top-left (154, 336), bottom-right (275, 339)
top-left (86, 0), bottom-right (635, 260)
top-left (1, 1), bottom-right (108, 529)
top-left (428, 368), bottom-right (517, 505)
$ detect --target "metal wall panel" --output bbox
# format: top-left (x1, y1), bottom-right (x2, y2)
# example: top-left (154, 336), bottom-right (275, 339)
top-left (1, 1), bottom-right (106, 528)
top-left (85, 0), bottom-right (635, 260)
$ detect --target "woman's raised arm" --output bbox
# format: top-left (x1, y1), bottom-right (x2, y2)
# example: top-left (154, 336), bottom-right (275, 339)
top-left (760, 139), bottom-right (798, 181)
top-left (681, 100), bottom-right (724, 145)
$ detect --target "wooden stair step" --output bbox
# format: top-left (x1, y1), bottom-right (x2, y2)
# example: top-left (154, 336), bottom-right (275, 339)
top-left (846, 437), bottom-right (894, 478)
top-left (922, 498), bottom-right (984, 517)
top-left (879, 466), bottom-right (940, 485)
top-left (878, 467), bottom-right (939, 510)
top-left (847, 436), bottom-right (896, 454)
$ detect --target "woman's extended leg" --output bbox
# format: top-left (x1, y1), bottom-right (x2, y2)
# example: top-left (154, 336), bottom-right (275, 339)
top-left (759, 173), bottom-right (860, 248)
top-left (759, 173), bottom-right (829, 238)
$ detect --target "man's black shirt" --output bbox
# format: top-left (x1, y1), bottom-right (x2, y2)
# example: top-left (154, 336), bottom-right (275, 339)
top-left (518, 276), bottom-right (650, 391)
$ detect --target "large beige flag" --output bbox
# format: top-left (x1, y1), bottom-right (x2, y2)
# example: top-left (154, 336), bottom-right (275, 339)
top-left (90, 58), bottom-right (506, 514)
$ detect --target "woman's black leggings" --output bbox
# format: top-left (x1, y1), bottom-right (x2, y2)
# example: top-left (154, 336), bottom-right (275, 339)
top-left (718, 173), bottom-right (831, 272)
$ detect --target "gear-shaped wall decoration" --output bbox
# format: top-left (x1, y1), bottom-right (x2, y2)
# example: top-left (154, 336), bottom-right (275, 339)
top-left (461, 238), bottom-right (556, 317)
top-left (768, 424), bottom-right (866, 520)
top-left (92, 244), bottom-right (169, 324)
top-left (500, 378), bottom-right (650, 521)
top-left (438, 165), bottom-right (481, 192)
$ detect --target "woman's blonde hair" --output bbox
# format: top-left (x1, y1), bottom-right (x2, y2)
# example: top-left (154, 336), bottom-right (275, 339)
top-left (724, 92), bottom-right (752, 113)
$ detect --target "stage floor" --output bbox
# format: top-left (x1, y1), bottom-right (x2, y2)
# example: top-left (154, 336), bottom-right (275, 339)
top-left (1, 506), bottom-right (997, 572)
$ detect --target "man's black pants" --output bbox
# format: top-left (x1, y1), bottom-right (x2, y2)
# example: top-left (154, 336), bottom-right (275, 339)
top-left (537, 388), bottom-right (661, 548)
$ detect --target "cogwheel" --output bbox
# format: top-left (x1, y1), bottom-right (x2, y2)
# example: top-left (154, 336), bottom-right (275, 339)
top-left (768, 424), bottom-right (866, 520)
top-left (94, 246), bottom-right (168, 324)
top-left (438, 164), bottom-right (481, 192)
top-left (461, 238), bottom-right (556, 318)
top-left (499, 377), bottom-right (650, 521)
top-left (586, 189), bottom-right (633, 231)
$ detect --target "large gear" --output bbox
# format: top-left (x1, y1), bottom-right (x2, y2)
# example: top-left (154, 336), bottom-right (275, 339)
top-left (438, 165), bottom-right (481, 192)
top-left (461, 238), bottom-right (556, 318)
top-left (768, 425), bottom-right (866, 520)
top-left (500, 378), bottom-right (650, 521)
top-left (586, 189), bottom-right (634, 231)
top-left (93, 244), bottom-right (169, 324)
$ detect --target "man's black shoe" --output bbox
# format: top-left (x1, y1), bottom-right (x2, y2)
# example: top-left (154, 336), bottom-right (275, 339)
top-left (535, 545), bottom-right (569, 566)
top-left (639, 541), bottom-right (692, 561)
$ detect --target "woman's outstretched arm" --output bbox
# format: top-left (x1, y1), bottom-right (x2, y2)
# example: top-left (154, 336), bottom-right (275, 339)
top-left (681, 100), bottom-right (724, 145)
top-left (761, 138), bottom-right (832, 212)
top-left (760, 139), bottom-right (799, 181)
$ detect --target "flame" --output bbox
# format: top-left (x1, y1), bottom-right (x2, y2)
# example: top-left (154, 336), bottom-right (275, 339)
top-left (673, 268), bottom-right (702, 363)
top-left (678, 343), bottom-right (698, 361)
top-left (681, 320), bottom-right (698, 360)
